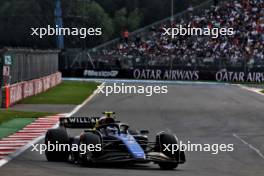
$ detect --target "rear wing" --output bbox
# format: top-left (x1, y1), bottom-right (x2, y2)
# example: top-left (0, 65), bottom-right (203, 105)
top-left (59, 117), bottom-right (100, 128)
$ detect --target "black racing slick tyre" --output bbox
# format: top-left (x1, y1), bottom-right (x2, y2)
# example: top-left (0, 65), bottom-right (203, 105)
top-left (69, 137), bottom-right (80, 163)
top-left (45, 127), bottom-right (70, 162)
top-left (79, 132), bottom-right (101, 165)
top-left (155, 132), bottom-right (180, 170)
top-left (158, 162), bottom-right (178, 170)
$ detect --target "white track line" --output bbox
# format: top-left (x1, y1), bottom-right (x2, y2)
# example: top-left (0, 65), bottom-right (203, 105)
top-left (66, 82), bottom-right (105, 117)
top-left (63, 77), bottom-right (229, 86)
top-left (236, 84), bottom-right (263, 96)
top-left (0, 82), bottom-right (104, 168)
top-left (233, 133), bottom-right (264, 159)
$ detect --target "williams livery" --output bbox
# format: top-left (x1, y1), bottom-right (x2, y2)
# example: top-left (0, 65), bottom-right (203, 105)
top-left (44, 112), bottom-right (186, 170)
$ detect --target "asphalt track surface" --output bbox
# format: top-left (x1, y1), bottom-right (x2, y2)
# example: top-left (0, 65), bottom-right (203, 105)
top-left (1, 83), bottom-right (264, 176)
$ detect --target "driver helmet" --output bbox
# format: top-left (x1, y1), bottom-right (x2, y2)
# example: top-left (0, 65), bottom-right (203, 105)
top-left (98, 111), bottom-right (115, 126)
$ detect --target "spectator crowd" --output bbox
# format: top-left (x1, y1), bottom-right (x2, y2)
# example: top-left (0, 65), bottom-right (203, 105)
top-left (96, 0), bottom-right (264, 68)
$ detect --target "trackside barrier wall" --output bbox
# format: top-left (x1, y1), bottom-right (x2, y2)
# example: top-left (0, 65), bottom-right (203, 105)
top-left (3, 72), bottom-right (61, 108)
top-left (0, 48), bottom-right (59, 84)
top-left (0, 57), bottom-right (2, 106)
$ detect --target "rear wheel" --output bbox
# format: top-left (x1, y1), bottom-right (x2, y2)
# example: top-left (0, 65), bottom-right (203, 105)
top-left (79, 132), bottom-right (101, 165)
top-left (155, 132), bottom-right (179, 170)
top-left (69, 137), bottom-right (80, 163)
top-left (45, 127), bottom-right (70, 162)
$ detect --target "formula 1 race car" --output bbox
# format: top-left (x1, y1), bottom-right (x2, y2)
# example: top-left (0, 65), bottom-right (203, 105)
top-left (44, 112), bottom-right (186, 170)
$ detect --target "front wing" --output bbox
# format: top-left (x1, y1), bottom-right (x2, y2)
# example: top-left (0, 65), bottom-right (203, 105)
top-left (89, 151), bottom-right (185, 164)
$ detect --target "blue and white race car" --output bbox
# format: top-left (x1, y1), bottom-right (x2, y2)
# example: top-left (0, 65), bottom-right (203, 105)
top-left (44, 112), bottom-right (186, 170)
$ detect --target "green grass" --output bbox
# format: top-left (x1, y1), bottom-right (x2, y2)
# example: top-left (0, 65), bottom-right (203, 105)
top-left (0, 81), bottom-right (99, 138)
top-left (0, 118), bottom-right (36, 139)
top-left (0, 110), bottom-right (53, 124)
top-left (19, 81), bottom-right (99, 105)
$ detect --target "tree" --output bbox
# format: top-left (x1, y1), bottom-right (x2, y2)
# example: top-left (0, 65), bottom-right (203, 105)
top-left (113, 7), bottom-right (142, 36)
top-left (0, 0), bottom-right (55, 48)
top-left (0, 0), bottom-right (208, 49)
top-left (63, 0), bottom-right (114, 48)
top-left (127, 8), bottom-right (142, 31)
top-left (113, 8), bottom-right (127, 35)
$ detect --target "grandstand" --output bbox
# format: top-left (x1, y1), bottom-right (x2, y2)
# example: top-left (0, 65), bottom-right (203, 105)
top-left (60, 0), bottom-right (264, 82)
top-left (92, 0), bottom-right (263, 69)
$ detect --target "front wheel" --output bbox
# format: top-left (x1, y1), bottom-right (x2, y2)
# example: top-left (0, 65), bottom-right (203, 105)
top-left (155, 132), bottom-right (183, 170)
top-left (158, 162), bottom-right (178, 170)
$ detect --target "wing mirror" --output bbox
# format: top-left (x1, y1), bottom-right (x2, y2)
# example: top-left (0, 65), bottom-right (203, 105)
top-left (140, 130), bottom-right (149, 135)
